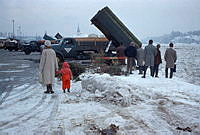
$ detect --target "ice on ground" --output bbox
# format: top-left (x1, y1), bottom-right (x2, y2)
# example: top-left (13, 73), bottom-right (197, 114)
top-left (0, 70), bottom-right (24, 73)
top-left (0, 63), bottom-right (12, 66)
top-left (0, 71), bottom-right (200, 135)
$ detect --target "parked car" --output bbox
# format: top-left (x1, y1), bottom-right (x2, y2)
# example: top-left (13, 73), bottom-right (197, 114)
top-left (4, 39), bottom-right (20, 51)
top-left (0, 41), bottom-right (5, 49)
top-left (0, 37), bottom-right (6, 49)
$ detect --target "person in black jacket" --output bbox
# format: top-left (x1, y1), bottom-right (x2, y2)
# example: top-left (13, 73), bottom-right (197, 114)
top-left (124, 42), bottom-right (137, 75)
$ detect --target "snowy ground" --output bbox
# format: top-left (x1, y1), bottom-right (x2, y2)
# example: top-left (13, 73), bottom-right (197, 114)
top-left (0, 44), bottom-right (200, 135)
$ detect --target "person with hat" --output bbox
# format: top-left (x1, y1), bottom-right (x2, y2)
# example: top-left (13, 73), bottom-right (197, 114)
top-left (39, 40), bottom-right (58, 94)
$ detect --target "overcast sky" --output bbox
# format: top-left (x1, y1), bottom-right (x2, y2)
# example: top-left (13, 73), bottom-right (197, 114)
top-left (0, 0), bottom-right (200, 39)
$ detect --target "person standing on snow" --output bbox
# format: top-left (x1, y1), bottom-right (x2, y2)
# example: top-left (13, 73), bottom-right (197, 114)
top-left (116, 42), bottom-right (126, 65)
top-left (124, 42), bottom-right (137, 75)
top-left (136, 45), bottom-right (145, 74)
top-left (142, 40), bottom-right (157, 78)
top-left (39, 40), bottom-right (58, 94)
top-left (153, 44), bottom-right (162, 77)
top-left (57, 62), bottom-right (73, 93)
top-left (164, 42), bottom-right (177, 78)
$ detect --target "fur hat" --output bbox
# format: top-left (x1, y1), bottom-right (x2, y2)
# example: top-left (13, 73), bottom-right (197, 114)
top-left (44, 40), bottom-right (51, 46)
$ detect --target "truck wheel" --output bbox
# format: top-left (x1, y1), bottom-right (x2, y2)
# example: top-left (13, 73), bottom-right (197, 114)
top-left (15, 48), bottom-right (19, 51)
top-left (56, 54), bottom-right (63, 64)
top-left (24, 48), bottom-right (31, 55)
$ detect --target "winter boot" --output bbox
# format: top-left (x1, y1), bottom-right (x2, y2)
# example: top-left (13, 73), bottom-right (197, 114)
top-left (49, 84), bottom-right (54, 94)
top-left (44, 85), bottom-right (50, 94)
top-left (67, 89), bottom-right (70, 93)
top-left (63, 89), bottom-right (66, 93)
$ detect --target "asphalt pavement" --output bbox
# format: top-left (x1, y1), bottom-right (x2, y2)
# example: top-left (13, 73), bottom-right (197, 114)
top-left (0, 49), bottom-right (40, 105)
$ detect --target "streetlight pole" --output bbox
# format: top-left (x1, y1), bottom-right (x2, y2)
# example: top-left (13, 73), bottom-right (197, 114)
top-left (12, 19), bottom-right (15, 38)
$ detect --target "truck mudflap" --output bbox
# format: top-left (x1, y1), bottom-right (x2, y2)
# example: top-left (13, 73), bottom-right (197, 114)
top-left (91, 6), bottom-right (142, 48)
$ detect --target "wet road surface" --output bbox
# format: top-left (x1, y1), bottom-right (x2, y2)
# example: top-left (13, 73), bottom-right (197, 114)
top-left (0, 49), bottom-right (40, 105)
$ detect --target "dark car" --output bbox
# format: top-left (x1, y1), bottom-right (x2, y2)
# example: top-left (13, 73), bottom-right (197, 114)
top-left (4, 39), bottom-right (20, 51)
top-left (22, 41), bottom-right (42, 55)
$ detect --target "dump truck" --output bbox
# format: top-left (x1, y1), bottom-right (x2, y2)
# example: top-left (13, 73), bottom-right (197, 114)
top-left (91, 6), bottom-right (142, 48)
top-left (51, 37), bottom-right (115, 62)
top-left (51, 6), bottom-right (142, 62)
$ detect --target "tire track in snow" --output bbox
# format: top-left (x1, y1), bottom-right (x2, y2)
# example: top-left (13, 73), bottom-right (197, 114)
top-left (0, 93), bottom-right (47, 130)
top-left (155, 104), bottom-right (200, 134)
top-left (34, 94), bottom-right (62, 135)
top-left (0, 85), bottom-right (39, 110)
top-left (0, 77), bottom-right (36, 105)
top-left (3, 94), bottom-right (56, 131)
top-left (101, 104), bottom-right (157, 134)
top-left (0, 86), bottom-right (13, 105)
top-left (41, 94), bottom-right (59, 123)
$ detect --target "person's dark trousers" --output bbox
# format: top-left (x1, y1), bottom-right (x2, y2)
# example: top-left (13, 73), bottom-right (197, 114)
top-left (165, 68), bottom-right (174, 78)
top-left (154, 64), bottom-right (160, 77)
top-left (127, 57), bottom-right (133, 74)
top-left (143, 66), bottom-right (154, 78)
top-left (143, 66), bottom-right (148, 78)
top-left (138, 66), bottom-right (143, 74)
top-left (150, 66), bottom-right (154, 77)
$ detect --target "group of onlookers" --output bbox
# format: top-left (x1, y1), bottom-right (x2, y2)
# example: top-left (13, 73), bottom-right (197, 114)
top-left (116, 40), bottom-right (177, 78)
top-left (39, 39), bottom-right (177, 94)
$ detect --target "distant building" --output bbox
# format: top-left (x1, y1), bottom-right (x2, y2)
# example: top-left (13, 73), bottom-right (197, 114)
top-left (88, 33), bottom-right (98, 38)
top-left (77, 25), bottom-right (81, 36)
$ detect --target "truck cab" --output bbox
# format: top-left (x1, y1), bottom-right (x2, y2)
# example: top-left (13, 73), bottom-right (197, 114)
top-left (58, 38), bottom-right (77, 58)
top-left (51, 37), bottom-right (112, 62)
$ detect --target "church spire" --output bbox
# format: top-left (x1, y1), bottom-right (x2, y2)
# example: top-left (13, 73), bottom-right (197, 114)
top-left (77, 24), bottom-right (81, 36)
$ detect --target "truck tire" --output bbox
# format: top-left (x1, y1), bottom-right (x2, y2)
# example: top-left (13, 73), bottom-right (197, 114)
top-left (24, 48), bottom-right (31, 55)
top-left (56, 54), bottom-right (64, 64)
top-left (15, 48), bottom-right (19, 51)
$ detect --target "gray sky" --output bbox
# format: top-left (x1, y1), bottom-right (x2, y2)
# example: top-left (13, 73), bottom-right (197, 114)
top-left (0, 0), bottom-right (200, 39)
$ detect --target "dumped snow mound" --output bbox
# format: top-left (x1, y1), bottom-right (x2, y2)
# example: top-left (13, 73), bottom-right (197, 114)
top-left (81, 74), bottom-right (143, 107)
top-left (80, 73), bottom-right (200, 134)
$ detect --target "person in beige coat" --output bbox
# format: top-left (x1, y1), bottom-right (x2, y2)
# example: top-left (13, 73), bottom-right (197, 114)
top-left (164, 43), bottom-right (177, 78)
top-left (39, 40), bottom-right (58, 94)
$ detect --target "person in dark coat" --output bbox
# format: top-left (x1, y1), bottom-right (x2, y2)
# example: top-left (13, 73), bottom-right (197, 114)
top-left (124, 42), bottom-right (137, 74)
top-left (153, 44), bottom-right (162, 77)
top-left (164, 43), bottom-right (177, 78)
top-left (142, 40), bottom-right (157, 78)
top-left (136, 45), bottom-right (145, 74)
top-left (116, 42), bottom-right (126, 65)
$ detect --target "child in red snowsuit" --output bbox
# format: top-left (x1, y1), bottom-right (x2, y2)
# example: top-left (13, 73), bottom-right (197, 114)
top-left (57, 62), bottom-right (73, 93)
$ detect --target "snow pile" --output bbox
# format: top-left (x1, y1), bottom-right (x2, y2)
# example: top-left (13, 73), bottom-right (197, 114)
top-left (80, 73), bottom-right (200, 134)
top-left (81, 74), bottom-right (138, 107)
